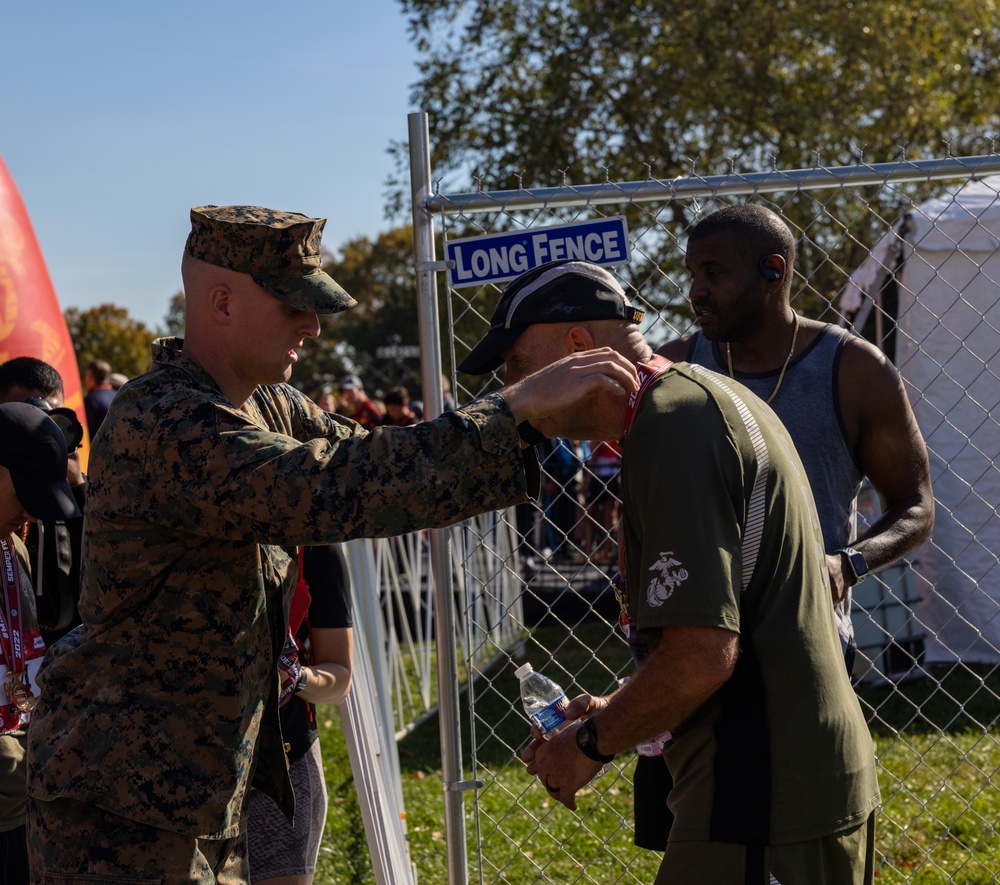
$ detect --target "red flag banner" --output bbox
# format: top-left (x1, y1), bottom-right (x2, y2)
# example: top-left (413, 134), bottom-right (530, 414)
top-left (0, 154), bottom-right (90, 466)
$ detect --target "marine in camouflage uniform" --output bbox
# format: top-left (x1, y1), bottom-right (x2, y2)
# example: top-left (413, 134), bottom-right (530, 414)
top-left (25, 207), bottom-right (639, 884)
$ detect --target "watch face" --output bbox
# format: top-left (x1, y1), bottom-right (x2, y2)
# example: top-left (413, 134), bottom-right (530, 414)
top-left (846, 549), bottom-right (868, 578)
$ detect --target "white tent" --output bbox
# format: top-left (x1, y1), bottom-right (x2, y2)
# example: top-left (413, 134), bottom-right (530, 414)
top-left (842, 175), bottom-right (1000, 665)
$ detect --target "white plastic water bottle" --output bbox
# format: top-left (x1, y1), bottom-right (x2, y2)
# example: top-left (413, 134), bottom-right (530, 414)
top-left (515, 662), bottom-right (568, 738)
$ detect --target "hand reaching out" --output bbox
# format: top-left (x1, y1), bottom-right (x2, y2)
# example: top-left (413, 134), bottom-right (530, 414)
top-left (502, 348), bottom-right (639, 440)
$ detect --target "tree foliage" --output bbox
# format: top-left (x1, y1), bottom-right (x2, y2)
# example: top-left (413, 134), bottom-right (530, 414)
top-left (398, 0), bottom-right (1000, 191)
top-left (391, 1), bottom-right (1000, 327)
top-left (296, 226), bottom-right (493, 402)
top-left (297, 228), bottom-right (427, 397)
top-left (64, 304), bottom-right (154, 388)
top-left (161, 291), bottom-right (186, 338)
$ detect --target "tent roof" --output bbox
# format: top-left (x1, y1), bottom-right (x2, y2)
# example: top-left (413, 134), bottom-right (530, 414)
top-left (841, 174), bottom-right (1000, 316)
top-left (907, 173), bottom-right (1000, 251)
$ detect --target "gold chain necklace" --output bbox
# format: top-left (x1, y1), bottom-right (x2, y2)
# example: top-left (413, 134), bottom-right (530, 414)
top-left (726, 312), bottom-right (800, 405)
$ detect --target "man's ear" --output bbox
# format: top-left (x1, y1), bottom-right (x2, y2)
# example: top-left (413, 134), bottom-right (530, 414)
top-left (206, 284), bottom-right (233, 324)
top-left (759, 254), bottom-right (787, 285)
top-left (566, 325), bottom-right (595, 353)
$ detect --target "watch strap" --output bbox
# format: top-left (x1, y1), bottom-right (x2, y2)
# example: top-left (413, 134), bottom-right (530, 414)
top-left (575, 718), bottom-right (615, 764)
top-left (517, 420), bottom-right (546, 447)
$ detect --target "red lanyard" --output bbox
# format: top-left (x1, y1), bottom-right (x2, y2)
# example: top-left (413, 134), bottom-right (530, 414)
top-left (0, 535), bottom-right (34, 713)
top-left (621, 355), bottom-right (673, 442)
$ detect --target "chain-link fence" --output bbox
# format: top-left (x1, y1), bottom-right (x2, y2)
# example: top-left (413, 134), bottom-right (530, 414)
top-left (346, 515), bottom-right (523, 744)
top-left (407, 121), bottom-right (1000, 884)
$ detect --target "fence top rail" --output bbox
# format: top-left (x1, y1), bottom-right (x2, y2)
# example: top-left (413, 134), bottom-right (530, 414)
top-left (423, 154), bottom-right (1000, 216)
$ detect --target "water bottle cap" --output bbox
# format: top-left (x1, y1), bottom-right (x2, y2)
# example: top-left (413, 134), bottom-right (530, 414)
top-left (514, 663), bottom-right (533, 679)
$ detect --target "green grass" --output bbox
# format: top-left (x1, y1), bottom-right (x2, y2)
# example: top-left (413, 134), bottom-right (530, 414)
top-left (861, 663), bottom-right (1000, 884)
top-left (313, 639), bottom-right (1000, 884)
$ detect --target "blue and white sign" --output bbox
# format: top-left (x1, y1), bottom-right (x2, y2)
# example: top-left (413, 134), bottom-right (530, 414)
top-left (446, 216), bottom-right (630, 289)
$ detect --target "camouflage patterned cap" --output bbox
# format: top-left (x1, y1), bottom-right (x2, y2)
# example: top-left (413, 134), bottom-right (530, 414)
top-left (185, 206), bottom-right (357, 314)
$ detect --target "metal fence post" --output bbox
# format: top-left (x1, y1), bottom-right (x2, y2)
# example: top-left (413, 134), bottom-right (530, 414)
top-left (408, 110), bottom-right (470, 885)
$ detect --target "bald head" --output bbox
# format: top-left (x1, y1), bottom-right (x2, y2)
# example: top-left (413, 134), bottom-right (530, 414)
top-left (181, 253), bottom-right (243, 321)
top-left (688, 204), bottom-right (796, 272)
top-left (588, 317), bottom-right (648, 359)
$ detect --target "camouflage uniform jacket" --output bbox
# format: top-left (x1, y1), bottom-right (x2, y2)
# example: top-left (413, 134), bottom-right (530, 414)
top-left (27, 337), bottom-right (536, 839)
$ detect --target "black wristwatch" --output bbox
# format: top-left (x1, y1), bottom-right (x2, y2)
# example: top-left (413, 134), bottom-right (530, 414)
top-left (575, 718), bottom-right (615, 764)
top-left (517, 420), bottom-right (546, 448)
top-left (837, 546), bottom-right (869, 585)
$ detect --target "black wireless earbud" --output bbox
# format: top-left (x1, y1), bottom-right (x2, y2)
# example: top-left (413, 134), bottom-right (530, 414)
top-left (758, 257), bottom-right (781, 282)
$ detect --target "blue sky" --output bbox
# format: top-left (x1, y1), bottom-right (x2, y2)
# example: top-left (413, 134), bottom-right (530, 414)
top-left (1, 1), bottom-right (420, 330)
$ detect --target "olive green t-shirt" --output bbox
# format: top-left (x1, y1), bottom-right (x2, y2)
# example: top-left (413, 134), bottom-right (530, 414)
top-left (621, 363), bottom-right (880, 845)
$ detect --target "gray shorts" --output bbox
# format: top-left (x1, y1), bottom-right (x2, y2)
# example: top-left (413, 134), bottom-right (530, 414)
top-left (247, 740), bottom-right (328, 880)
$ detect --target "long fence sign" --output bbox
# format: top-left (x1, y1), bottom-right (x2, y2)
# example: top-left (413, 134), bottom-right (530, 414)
top-left (446, 216), bottom-right (630, 288)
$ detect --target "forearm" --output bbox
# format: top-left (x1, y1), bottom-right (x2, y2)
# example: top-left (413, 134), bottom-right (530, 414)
top-left (297, 662), bottom-right (352, 706)
top-left (590, 626), bottom-right (738, 756)
top-left (524, 625), bottom-right (737, 811)
top-left (853, 494), bottom-right (934, 574)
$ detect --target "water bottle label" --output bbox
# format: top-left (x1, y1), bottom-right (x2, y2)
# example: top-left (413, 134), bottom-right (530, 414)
top-left (530, 696), bottom-right (567, 735)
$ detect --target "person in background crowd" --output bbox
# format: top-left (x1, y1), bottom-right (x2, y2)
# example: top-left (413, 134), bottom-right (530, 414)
top-left (248, 544), bottom-right (353, 885)
top-left (315, 389), bottom-right (337, 413)
top-left (0, 402), bottom-right (82, 885)
top-left (335, 374), bottom-right (382, 430)
top-left (0, 358), bottom-right (87, 646)
top-left (26, 205), bottom-right (640, 882)
top-left (440, 373), bottom-right (456, 412)
top-left (82, 359), bottom-right (116, 438)
top-left (582, 440), bottom-right (622, 564)
top-left (537, 437), bottom-right (587, 560)
top-left (108, 373), bottom-right (129, 390)
top-left (380, 386), bottom-right (418, 427)
top-left (463, 259), bottom-right (880, 885)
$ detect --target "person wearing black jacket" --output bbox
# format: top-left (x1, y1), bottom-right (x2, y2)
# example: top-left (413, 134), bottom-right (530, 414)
top-left (0, 357), bottom-right (87, 644)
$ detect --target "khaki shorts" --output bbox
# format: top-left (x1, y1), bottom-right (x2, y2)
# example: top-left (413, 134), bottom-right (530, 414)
top-left (655, 811), bottom-right (876, 885)
top-left (27, 796), bottom-right (247, 885)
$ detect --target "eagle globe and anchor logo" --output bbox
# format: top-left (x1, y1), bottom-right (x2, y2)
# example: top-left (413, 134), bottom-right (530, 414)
top-left (646, 551), bottom-right (689, 607)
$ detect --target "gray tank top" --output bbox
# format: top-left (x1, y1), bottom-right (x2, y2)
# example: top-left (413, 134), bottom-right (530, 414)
top-left (687, 325), bottom-right (864, 653)
top-left (687, 324), bottom-right (863, 552)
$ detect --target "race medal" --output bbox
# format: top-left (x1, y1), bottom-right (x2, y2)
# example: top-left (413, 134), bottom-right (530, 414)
top-left (4, 670), bottom-right (35, 713)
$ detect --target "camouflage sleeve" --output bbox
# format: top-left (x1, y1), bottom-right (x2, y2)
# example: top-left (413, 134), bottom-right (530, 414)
top-left (257, 383), bottom-right (366, 443)
top-left (117, 391), bottom-right (536, 545)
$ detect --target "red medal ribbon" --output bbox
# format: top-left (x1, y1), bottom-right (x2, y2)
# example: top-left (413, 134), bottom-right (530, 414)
top-left (0, 535), bottom-right (36, 717)
top-left (621, 355), bottom-right (673, 442)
